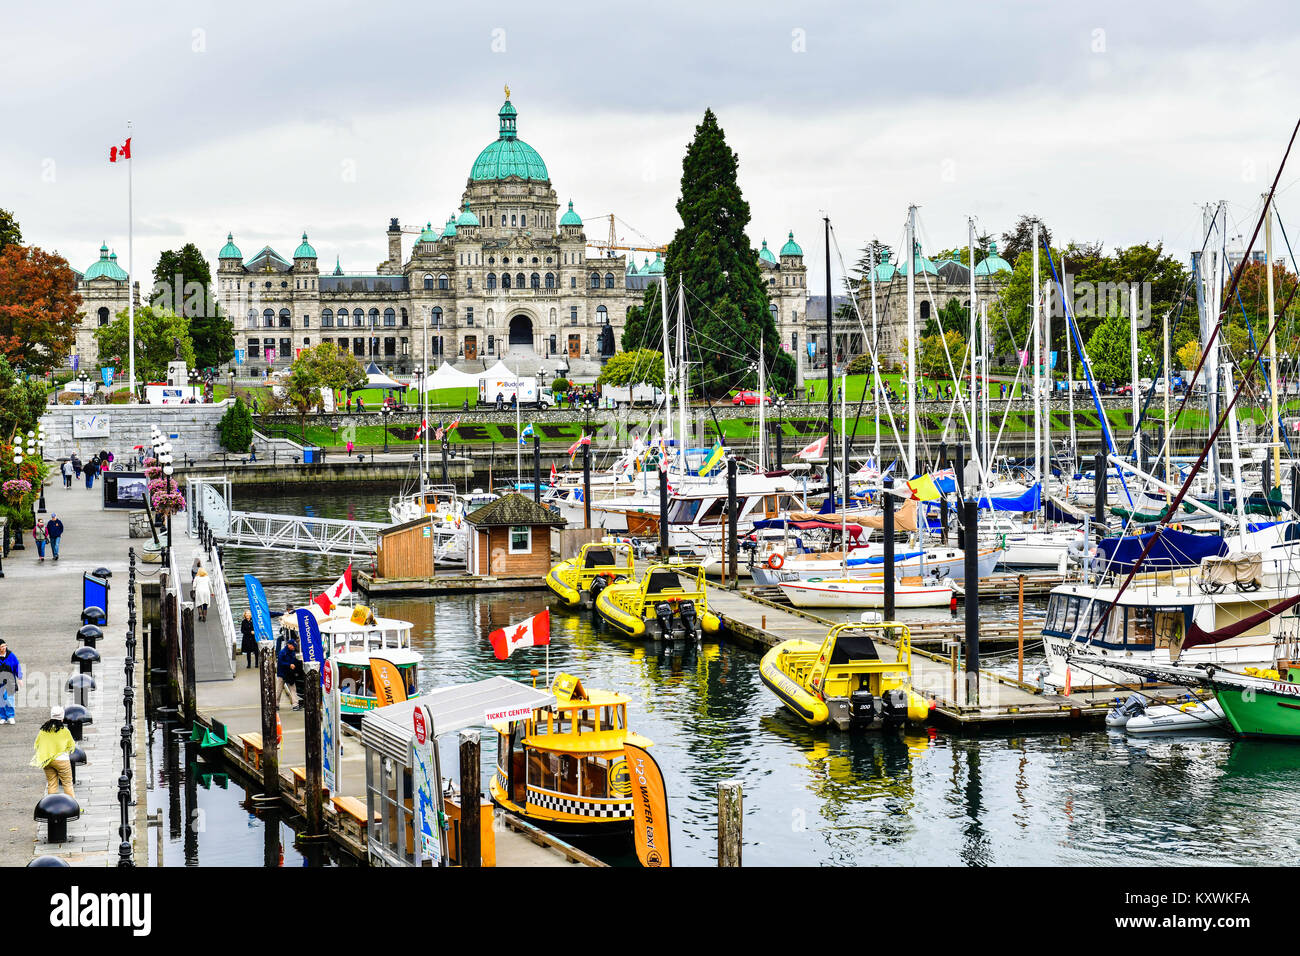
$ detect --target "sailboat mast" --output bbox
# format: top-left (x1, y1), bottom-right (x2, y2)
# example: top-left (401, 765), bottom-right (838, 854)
top-left (1163, 308), bottom-right (1172, 505)
top-left (869, 243), bottom-right (881, 480)
top-left (1224, 362), bottom-right (1250, 540)
top-left (841, 371), bottom-right (848, 577)
top-left (758, 336), bottom-right (766, 471)
top-left (1267, 196), bottom-right (1280, 488)
top-left (825, 216), bottom-right (835, 498)
top-left (906, 206), bottom-right (917, 476)
top-left (1065, 255), bottom-right (1077, 468)
top-left (968, 217), bottom-right (979, 483)
top-left (677, 277), bottom-right (687, 470)
top-left (1130, 283), bottom-right (1141, 475)
top-left (1043, 237), bottom-right (1052, 500)
top-left (1032, 220), bottom-right (1042, 495)
top-left (660, 276), bottom-right (672, 461)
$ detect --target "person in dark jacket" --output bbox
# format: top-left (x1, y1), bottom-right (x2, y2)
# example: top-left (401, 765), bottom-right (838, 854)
top-left (71, 455), bottom-right (82, 479)
top-left (240, 611), bottom-right (258, 668)
top-left (84, 456), bottom-right (97, 489)
top-left (276, 639), bottom-right (300, 710)
top-left (0, 641), bottom-right (22, 724)
top-left (45, 514), bottom-right (64, 561)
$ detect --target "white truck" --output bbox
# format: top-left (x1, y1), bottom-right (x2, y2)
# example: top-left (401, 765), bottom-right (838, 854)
top-left (603, 383), bottom-right (665, 407)
top-left (478, 376), bottom-right (553, 408)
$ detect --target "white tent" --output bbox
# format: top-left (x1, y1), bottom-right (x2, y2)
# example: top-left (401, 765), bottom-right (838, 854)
top-left (363, 361), bottom-right (404, 389)
top-left (478, 361), bottom-right (515, 383)
top-left (427, 361), bottom-right (479, 390)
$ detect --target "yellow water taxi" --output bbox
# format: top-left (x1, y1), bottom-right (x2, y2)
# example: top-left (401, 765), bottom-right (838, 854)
top-left (545, 541), bottom-right (636, 607)
top-left (594, 563), bottom-right (723, 641)
top-left (760, 622), bottom-right (931, 730)
top-left (489, 673), bottom-right (650, 832)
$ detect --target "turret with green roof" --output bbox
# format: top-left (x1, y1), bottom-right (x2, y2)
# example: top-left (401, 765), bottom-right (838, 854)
top-left (758, 239), bottom-right (778, 265)
top-left (219, 232), bottom-right (242, 260)
top-left (293, 232), bottom-right (317, 259)
top-left (780, 231), bottom-right (803, 257)
top-left (441, 216), bottom-right (458, 239)
top-left (559, 200), bottom-right (582, 227)
top-left (646, 251), bottom-right (664, 274)
top-left (84, 243), bottom-right (128, 281)
top-left (973, 240), bottom-right (1013, 276)
top-left (456, 202), bottom-right (480, 228)
top-left (418, 221), bottom-right (438, 244)
top-left (469, 89), bottom-right (550, 182)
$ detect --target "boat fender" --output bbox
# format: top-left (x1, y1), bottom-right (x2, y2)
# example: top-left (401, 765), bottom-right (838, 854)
top-left (276, 713), bottom-right (283, 746)
top-left (767, 553), bottom-right (785, 570)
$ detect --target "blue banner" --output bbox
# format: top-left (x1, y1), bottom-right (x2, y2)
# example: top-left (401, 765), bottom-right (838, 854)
top-left (295, 608), bottom-right (325, 675)
top-left (234, 349), bottom-right (244, 365)
top-left (244, 574), bottom-right (273, 641)
top-left (101, 367), bottom-right (115, 387)
top-left (806, 341), bottom-right (816, 358)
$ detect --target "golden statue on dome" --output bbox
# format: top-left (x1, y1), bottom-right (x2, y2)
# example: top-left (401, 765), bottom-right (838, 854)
top-left (504, 83), bottom-right (511, 99)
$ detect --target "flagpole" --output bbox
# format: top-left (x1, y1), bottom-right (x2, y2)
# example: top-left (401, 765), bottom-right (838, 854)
top-left (127, 121), bottom-right (135, 401)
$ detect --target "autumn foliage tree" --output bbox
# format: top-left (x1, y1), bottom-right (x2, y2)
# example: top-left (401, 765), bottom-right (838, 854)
top-left (0, 244), bottom-right (82, 375)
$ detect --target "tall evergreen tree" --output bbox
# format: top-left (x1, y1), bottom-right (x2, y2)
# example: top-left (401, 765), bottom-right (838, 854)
top-left (152, 242), bottom-right (233, 370)
top-left (622, 109), bottom-right (795, 396)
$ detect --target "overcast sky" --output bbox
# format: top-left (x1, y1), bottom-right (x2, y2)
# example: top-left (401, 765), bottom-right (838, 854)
top-left (4, 1), bottom-right (1299, 288)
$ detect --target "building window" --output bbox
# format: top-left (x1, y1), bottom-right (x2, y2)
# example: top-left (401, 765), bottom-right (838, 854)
top-left (509, 526), bottom-right (531, 554)
top-left (384, 337), bottom-right (396, 357)
top-left (279, 337), bottom-right (291, 356)
top-left (487, 273), bottom-right (497, 290)
top-left (262, 308), bottom-right (274, 328)
top-left (511, 215), bottom-right (517, 227)
top-left (487, 335), bottom-right (495, 354)
top-left (605, 272), bottom-right (614, 289)
top-left (530, 272), bottom-right (540, 289)
top-left (466, 307), bottom-right (474, 325)
top-left (548, 334), bottom-right (557, 355)
top-left (401, 308), bottom-right (408, 326)
top-left (432, 306), bottom-right (442, 327)
top-left (247, 309), bottom-right (257, 329)
top-left (322, 309), bottom-right (333, 328)
top-left (303, 314), bottom-right (311, 327)
top-left (791, 332), bottom-right (797, 351)
top-left (248, 337), bottom-right (260, 353)
top-left (438, 274), bottom-right (449, 290)
top-left (353, 338), bottom-right (364, 356)
top-left (545, 272), bottom-right (555, 289)
top-left (384, 307), bottom-right (396, 327)
top-left (920, 300), bottom-right (931, 320)
top-left (516, 273), bottom-right (525, 289)
top-left (97, 307), bottom-right (110, 327)
top-left (279, 308), bottom-right (291, 328)
top-left (570, 307), bottom-right (578, 325)
top-left (303, 337), bottom-right (311, 346)
top-left (589, 272), bottom-right (600, 289)
top-left (466, 277), bottom-right (473, 290)
top-left (502, 273), bottom-right (511, 290)
top-left (424, 274), bottom-right (433, 290)
top-left (369, 308), bottom-right (380, 326)
top-left (571, 277), bottom-right (577, 289)
top-left (597, 305), bottom-right (608, 325)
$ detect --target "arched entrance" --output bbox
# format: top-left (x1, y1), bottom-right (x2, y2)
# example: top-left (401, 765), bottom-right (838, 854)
top-left (508, 314), bottom-right (533, 349)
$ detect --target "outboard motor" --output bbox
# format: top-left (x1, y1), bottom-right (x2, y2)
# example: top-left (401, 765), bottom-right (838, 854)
top-left (588, 575), bottom-right (610, 603)
top-left (849, 688), bottom-right (878, 727)
top-left (654, 602), bottom-right (677, 640)
top-left (678, 600), bottom-right (701, 642)
top-left (880, 687), bottom-right (911, 724)
top-left (1105, 692), bottom-right (1146, 729)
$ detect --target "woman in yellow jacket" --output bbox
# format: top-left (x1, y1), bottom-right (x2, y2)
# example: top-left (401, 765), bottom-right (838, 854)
top-left (31, 706), bottom-right (77, 798)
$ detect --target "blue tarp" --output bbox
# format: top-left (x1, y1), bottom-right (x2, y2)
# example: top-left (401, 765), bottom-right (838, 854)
top-left (1095, 528), bottom-right (1228, 573)
top-left (977, 483), bottom-right (1042, 513)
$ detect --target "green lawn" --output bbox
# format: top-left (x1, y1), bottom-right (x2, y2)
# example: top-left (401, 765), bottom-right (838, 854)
top-left (803, 373), bottom-right (1026, 403)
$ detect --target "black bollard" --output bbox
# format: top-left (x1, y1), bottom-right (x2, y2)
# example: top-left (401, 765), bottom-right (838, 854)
top-left (69, 746), bottom-right (86, 786)
top-left (441, 439), bottom-right (449, 485)
top-left (883, 477), bottom-right (896, 620)
top-left (34, 794), bottom-right (80, 844)
top-left (63, 704), bottom-right (92, 741)
top-left (66, 674), bottom-right (96, 707)
top-left (658, 466), bottom-right (670, 560)
top-left (963, 497), bottom-right (980, 705)
top-left (1094, 452), bottom-right (1107, 525)
top-left (71, 646), bottom-right (100, 675)
top-left (77, 624), bottom-right (103, 648)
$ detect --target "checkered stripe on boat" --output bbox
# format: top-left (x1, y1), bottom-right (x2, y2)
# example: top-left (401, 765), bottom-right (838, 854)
top-left (528, 790), bottom-right (633, 818)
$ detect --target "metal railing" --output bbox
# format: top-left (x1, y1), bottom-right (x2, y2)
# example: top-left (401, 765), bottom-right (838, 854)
top-left (205, 537), bottom-right (238, 677)
top-left (220, 510), bottom-right (387, 557)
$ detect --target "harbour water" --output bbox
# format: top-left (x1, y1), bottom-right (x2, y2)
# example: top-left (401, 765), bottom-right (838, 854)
top-left (163, 489), bottom-right (1300, 866)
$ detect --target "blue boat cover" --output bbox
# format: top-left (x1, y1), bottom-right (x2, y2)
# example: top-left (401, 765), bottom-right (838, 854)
top-left (977, 483), bottom-right (1042, 512)
top-left (1095, 528), bottom-right (1227, 572)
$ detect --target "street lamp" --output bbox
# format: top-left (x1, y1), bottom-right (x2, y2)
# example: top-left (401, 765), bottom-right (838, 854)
top-left (774, 395), bottom-right (787, 468)
top-left (381, 405), bottom-right (392, 453)
top-left (77, 370), bottom-right (89, 402)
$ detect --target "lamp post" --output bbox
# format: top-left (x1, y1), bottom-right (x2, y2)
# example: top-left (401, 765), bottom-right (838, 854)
top-left (381, 405), bottom-right (392, 454)
top-left (157, 439), bottom-right (175, 567)
top-left (774, 395), bottom-right (787, 469)
top-left (77, 370), bottom-right (89, 403)
top-left (10, 447), bottom-right (24, 551)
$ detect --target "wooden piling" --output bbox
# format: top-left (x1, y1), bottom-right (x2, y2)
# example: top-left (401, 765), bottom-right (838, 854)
top-left (164, 590), bottom-right (181, 709)
top-left (717, 779), bottom-right (742, 867)
top-left (181, 603), bottom-right (197, 720)
top-left (259, 647), bottom-right (280, 800)
top-left (303, 664), bottom-right (324, 836)
top-left (1017, 574), bottom-right (1026, 683)
top-left (727, 458), bottom-right (739, 590)
top-left (459, 730), bottom-right (481, 868)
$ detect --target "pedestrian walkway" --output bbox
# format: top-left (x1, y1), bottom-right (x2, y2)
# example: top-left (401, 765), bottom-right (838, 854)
top-left (0, 473), bottom-right (145, 866)
top-left (178, 540), bottom-right (236, 683)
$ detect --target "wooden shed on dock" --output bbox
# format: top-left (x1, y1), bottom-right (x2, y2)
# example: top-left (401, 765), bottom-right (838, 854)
top-left (374, 514), bottom-right (446, 580)
top-left (465, 493), bottom-right (565, 577)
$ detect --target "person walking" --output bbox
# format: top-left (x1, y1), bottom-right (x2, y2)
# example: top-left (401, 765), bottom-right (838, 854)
top-left (0, 641), bottom-right (22, 724)
top-left (276, 638), bottom-right (301, 710)
top-left (193, 568), bottom-right (213, 623)
top-left (240, 612), bottom-right (258, 669)
top-left (45, 514), bottom-right (64, 561)
top-left (71, 455), bottom-right (82, 480)
top-left (31, 707), bottom-right (76, 798)
top-left (32, 520), bottom-right (46, 562)
top-left (61, 459), bottom-right (72, 488)
top-left (248, 443), bottom-right (257, 463)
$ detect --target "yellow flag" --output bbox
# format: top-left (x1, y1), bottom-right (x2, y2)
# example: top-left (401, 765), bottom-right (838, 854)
top-left (907, 474), bottom-right (941, 501)
top-left (698, 444), bottom-right (726, 477)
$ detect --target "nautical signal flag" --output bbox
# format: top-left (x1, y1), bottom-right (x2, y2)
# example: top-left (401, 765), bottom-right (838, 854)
top-left (796, 435), bottom-right (829, 460)
top-left (698, 443), bottom-right (726, 476)
top-left (907, 473), bottom-right (942, 501)
top-left (109, 138), bottom-right (131, 162)
top-left (488, 609), bottom-right (550, 660)
top-left (567, 434), bottom-right (592, 458)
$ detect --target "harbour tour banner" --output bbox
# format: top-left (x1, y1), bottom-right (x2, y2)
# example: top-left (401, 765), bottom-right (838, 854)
top-left (244, 574), bottom-right (274, 641)
top-left (411, 704), bottom-right (442, 865)
top-left (369, 656), bottom-right (408, 708)
top-left (321, 660), bottom-right (341, 794)
top-left (295, 608), bottom-right (325, 674)
top-left (623, 742), bottom-right (672, 867)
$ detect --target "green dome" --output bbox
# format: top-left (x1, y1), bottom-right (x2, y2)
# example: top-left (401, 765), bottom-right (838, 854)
top-left (873, 261), bottom-right (897, 282)
top-left (219, 232), bottom-right (242, 260)
top-left (896, 242), bottom-right (938, 277)
top-left (469, 97), bottom-right (549, 182)
top-left (758, 239), bottom-right (778, 265)
top-left (418, 221), bottom-right (438, 243)
top-left (293, 232), bottom-right (316, 259)
top-left (646, 252), bottom-right (664, 275)
top-left (559, 200), bottom-right (582, 226)
top-left (779, 231), bottom-right (803, 256)
top-left (637, 257), bottom-right (650, 275)
top-left (974, 241), bottom-right (1013, 276)
top-left (441, 216), bottom-right (458, 239)
top-left (456, 202), bottom-right (480, 227)
top-left (84, 244), bottom-right (128, 281)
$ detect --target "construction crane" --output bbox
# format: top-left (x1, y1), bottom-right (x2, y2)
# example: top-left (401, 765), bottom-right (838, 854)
top-left (585, 214), bottom-right (666, 258)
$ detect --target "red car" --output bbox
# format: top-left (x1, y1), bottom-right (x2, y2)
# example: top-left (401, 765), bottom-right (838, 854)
top-left (732, 391), bottom-right (772, 406)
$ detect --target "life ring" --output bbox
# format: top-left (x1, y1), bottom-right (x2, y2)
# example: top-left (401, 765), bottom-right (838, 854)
top-left (766, 553), bottom-right (785, 570)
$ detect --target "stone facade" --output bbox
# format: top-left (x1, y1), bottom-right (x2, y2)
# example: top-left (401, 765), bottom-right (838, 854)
top-left (68, 244), bottom-right (137, 370)
top-left (40, 402), bottom-right (229, 463)
top-left (214, 93), bottom-right (808, 382)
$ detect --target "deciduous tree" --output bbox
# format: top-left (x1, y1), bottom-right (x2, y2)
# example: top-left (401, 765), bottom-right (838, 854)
top-left (93, 306), bottom-right (194, 384)
top-left (0, 244), bottom-right (82, 375)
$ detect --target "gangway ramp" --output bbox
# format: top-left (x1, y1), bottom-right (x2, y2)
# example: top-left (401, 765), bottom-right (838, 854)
top-left (219, 510), bottom-right (389, 557)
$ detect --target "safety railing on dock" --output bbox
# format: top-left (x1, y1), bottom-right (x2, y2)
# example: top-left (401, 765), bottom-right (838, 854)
top-left (221, 510), bottom-right (388, 557)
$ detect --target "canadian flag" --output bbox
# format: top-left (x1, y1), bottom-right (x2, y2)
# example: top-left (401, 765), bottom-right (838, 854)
top-left (795, 435), bottom-right (829, 460)
top-left (313, 564), bottom-right (353, 615)
top-left (488, 609), bottom-right (550, 661)
top-left (109, 138), bottom-right (132, 162)
top-left (415, 419), bottom-right (429, 437)
top-left (549, 464), bottom-right (557, 484)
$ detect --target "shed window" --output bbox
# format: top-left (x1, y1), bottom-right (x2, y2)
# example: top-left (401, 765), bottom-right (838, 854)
top-left (509, 526), bottom-right (532, 554)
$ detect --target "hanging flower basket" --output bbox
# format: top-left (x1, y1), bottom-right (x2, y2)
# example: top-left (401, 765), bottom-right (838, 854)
top-left (2, 478), bottom-right (32, 504)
